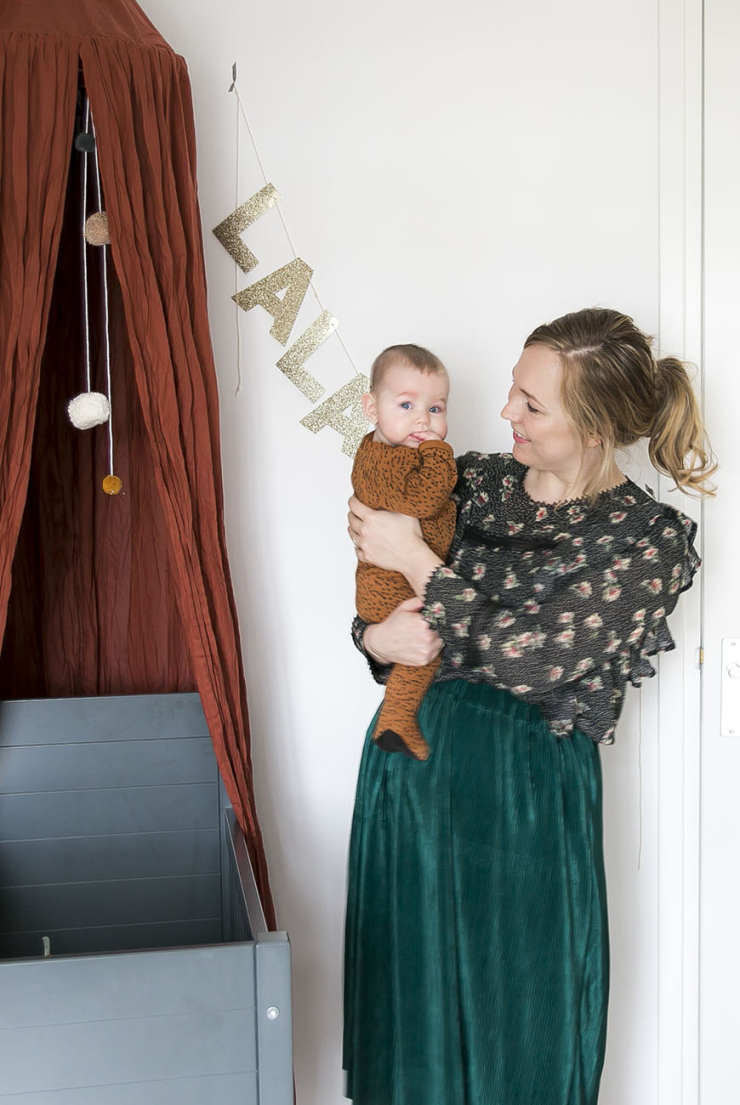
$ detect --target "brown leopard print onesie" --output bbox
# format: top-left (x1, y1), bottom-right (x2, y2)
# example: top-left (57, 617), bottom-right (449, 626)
top-left (352, 431), bottom-right (457, 759)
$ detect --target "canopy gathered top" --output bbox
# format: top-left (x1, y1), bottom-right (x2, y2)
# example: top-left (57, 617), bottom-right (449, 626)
top-left (0, 0), bottom-right (275, 926)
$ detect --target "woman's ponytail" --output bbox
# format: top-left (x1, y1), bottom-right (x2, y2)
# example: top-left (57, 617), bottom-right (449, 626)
top-left (525, 309), bottom-right (717, 499)
top-left (648, 357), bottom-right (717, 496)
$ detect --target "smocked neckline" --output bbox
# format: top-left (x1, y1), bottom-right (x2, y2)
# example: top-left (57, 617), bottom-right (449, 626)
top-left (514, 461), bottom-right (631, 510)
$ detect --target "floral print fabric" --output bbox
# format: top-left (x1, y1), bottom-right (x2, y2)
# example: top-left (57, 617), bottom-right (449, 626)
top-left (353, 452), bottom-right (700, 744)
top-left (418, 452), bottom-right (699, 744)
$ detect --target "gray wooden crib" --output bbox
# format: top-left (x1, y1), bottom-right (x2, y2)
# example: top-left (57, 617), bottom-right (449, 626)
top-left (0, 692), bottom-right (292, 1104)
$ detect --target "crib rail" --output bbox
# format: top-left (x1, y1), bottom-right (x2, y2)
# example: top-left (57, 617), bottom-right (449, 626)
top-left (222, 805), bottom-right (268, 940)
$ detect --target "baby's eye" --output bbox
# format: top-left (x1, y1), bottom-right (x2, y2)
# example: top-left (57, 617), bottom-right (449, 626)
top-left (429, 406), bottom-right (441, 414)
top-left (526, 402), bottom-right (540, 414)
top-left (400, 401), bottom-right (412, 409)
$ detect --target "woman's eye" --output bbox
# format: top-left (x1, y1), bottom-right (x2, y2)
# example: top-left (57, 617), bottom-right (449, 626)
top-left (526, 402), bottom-right (540, 414)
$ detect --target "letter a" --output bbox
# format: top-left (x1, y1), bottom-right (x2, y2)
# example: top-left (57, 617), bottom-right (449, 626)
top-left (300, 374), bottom-right (370, 457)
top-left (233, 258), bottom-right (313, 346)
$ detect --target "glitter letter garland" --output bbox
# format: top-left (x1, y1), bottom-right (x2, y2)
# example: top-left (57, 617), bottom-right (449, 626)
top-left (233, 257), bottom-right (313, 345)
top-left (276, 310), bottom-right (338, 401)
top-left (213, 168), bottom-right (370, 456)
top-left (213, 184), bottom-right (281, 274)
top-left (300, 374), bottom-right (370, 457)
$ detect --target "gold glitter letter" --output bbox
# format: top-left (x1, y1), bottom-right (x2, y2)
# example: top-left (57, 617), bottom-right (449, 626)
top-left (212, 184), bottom-right (281, 274)
top-left (233, 258), bottom-right (313, 346)
top-left (300, 374), bottom-right (371, 457)
top-left (276, 310), bottom-right (337, 402)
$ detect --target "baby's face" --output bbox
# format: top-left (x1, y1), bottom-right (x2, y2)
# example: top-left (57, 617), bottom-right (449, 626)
top-left (364, 361), bottom-right (449, 448)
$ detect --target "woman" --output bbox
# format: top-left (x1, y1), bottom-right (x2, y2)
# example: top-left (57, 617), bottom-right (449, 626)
top-left (343, 309), bottom-right (715, 1105)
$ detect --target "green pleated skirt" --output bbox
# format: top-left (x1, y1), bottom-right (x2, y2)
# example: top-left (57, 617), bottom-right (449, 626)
top-left (343, 680), bottom-right (609, 1105)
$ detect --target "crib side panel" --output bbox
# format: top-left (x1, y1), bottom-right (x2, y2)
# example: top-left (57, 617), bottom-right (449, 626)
top-left (0, 693), bottom-right (222, 957)
top-left (0, 1074), bottom-right (258, 1103)
top-left (0, 945), bottom-right (259, 1101)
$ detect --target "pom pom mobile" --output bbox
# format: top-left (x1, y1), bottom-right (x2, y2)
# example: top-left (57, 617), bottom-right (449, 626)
top-left (67, 95), bottom-right (121, 495)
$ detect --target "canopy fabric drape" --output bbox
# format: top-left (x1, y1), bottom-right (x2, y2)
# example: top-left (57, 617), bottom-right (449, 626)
top-left (0, 0), bottom-right (275, 928)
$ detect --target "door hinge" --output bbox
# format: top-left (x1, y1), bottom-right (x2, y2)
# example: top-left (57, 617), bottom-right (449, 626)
top-left (695, 647), bottom-right (704, 668)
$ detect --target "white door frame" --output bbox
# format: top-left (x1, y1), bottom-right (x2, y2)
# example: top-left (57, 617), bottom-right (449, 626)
top-left (657, 1), bottom-right (704, 1102)
top-left (695, 0), bottom-right (740, 1098)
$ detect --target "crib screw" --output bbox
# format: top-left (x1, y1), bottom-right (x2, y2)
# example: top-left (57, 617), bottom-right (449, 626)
top-left (266, 1006), bottom-right (280, 1020)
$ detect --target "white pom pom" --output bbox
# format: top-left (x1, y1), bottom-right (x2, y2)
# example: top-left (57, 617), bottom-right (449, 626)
top-left (67, 392), bottom-right (110, 430)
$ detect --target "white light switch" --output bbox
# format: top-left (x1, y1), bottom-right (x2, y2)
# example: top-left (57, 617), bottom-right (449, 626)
top-left (721, 638), bottom-right (740, 735)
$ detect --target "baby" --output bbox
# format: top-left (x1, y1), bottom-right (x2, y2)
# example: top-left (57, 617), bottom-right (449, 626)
top-left (352, 344), bottom-right (457, 760)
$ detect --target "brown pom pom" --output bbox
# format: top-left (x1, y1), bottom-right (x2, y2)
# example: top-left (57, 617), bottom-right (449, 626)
top-left (102, 475), bottom-right (123, 495)
top-left (84, 211), bottom-right (111, 246)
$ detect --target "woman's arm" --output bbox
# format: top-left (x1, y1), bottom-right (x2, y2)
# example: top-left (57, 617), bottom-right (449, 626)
top-left (363, 596), bottom-right (443, 665)
top-left (351, 598), bottom-right (443, 684)
top-left (347, 451), bottom-right (473, 584)
top-left (421, 511), bottom-right (699, 699)
top-left (348, 496), bottom-right (444, 594)
top-left (348, 496), bottom-right (447, 681)
top-left (351, 616), bottom-right (392, 685)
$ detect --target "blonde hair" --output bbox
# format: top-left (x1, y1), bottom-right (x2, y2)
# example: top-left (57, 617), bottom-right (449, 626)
top-left (370, 344), bottom-right (448, 391)
top-left (524, 308), bottom-right (717, 499)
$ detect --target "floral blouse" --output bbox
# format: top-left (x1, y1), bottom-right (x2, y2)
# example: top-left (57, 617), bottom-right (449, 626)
top-left (353, 452), bottom-right (700, 745)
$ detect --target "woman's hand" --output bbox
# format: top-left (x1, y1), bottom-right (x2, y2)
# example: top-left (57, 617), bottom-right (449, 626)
top-left (348, 496), bottom-right (423, 572)
top-left (364, 597), bottom-right (443, 667)
top-left (348, 496), bottom-right (443, 592)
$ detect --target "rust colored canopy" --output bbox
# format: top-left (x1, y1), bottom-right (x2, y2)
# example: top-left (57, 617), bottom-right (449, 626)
top-left (0, 0), bottom-right (275, 926)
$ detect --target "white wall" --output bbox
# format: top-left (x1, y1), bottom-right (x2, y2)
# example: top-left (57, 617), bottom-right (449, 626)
top-left (140, 2), bottom-right (665, 1101)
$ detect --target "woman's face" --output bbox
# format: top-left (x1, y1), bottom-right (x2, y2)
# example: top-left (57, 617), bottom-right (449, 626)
top-left (500, 343), bottom-right (587, 478)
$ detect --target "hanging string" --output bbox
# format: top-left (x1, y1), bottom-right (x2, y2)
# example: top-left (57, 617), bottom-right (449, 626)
top-left (91, 112), bottom-right (114, 477)
top-left (234, 72), bottom-right (243, 397)
top-left (68, 101), bottom-right (112, 439)
top-left (81, 97), bottom-right (92, 393)
top-left (229, 69), bottom-right (361, 378)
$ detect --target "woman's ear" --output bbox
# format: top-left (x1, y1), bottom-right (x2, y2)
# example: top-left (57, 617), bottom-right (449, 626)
top-left (362, 391), bottom-right (378, 424)
top-left (584, 425), bottom-right (604, 449)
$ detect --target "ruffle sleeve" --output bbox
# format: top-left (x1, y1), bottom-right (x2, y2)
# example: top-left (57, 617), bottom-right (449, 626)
top-left (422, 499), bottom-right (700, 738)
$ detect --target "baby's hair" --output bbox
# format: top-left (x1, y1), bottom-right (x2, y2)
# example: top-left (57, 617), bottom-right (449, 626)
top-left (370, 344), bottom-right (448, 391)
top-left (524, 307), bottom-right (717, 498)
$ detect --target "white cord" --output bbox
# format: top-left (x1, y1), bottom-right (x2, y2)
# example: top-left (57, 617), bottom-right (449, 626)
top-left (234, 85), bottom-right (243, 396)
top-left (229, 72), bottom-right (361, 377)
top-left (81, 98), bottom-right (91, 393)
top-left (91, 112), bottom-right (114, 475)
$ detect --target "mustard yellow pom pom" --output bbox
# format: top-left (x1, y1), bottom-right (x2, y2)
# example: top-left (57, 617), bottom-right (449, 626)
top-left (102, 475), bottom-right (123, 495)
